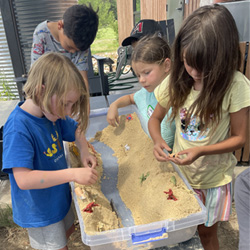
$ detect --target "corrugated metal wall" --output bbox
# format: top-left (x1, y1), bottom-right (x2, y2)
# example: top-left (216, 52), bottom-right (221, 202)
top-left (0, 0), bottom-right (77, 100)
top-left (0, 13), bottom-right (16, 99)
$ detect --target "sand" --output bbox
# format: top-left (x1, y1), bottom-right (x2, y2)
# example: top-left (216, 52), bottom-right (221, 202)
top-left (68, 142), bottom-right (121, 234)
top-left (68, 112), bottom-right (201, 234)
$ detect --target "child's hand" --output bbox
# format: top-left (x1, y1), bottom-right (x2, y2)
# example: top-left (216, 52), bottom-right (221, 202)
top-left (107, 105), bottom-right (119, 127)
top-left (74, 167), bottom-right (98, 185)
top-left (81, 154), bottom-right (97, 168)
top-left (168, 147), bottom-right (201, 165)
top-left (153, 140), bottom-right (172, 162)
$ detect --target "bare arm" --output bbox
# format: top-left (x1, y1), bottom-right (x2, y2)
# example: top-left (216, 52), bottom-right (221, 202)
top-left (171, 107), bottom-right (249, 165)
top-left (13, 166), bottom-right (98, 190)
top-left (148, 103), bottom-right (172, 161)
top-left (107, 94), bottom-right (135, 127)
top-left (13, 128), bottom-right (99, 190)
top-left (75, 127), bottom-right (97, 168)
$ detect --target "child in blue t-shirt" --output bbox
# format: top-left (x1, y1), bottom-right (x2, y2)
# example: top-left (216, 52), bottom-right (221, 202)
top-left (2, 52), bottom-right (98, 250)
top-left (107, 35), bottom-right (175, 149)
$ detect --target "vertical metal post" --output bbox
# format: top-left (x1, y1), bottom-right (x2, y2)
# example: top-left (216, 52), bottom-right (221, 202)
top-left (0, 0), bottom-right (26, 100)
top-left (0, 0), bottom-right (26, 78)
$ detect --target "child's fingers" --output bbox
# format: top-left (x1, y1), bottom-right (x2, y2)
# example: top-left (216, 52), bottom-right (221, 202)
top-left (166, 152), bottom-right (185, 165)
top-left (83, 157), bottom-right (97, 168)
top-left (175, 150), bottom-right (186, 156)
top-left (153, 149), bottom-right (169, 162)
top-left (115, 117), bottom-right (119, 127)
top-left (87, 162), bottom-right (96, 168)
top-left (169, 153), bottom-right (193, 165)
top-left (89, 158), bottom-right (97, 168)
top-left (85, 169), bottom-right (98, 185)
top-left (168, 152), bottom-right (179, 159)
top-left (109, 118), bottom-right (119, 127)
top-left (168, 157), bottom-right (180, 164)
top-left (91, 168), bottom-right (98, 177)
top-left (163, 148), bottom-right (172, 155)
top-left (112, 120), bottom-right (118, 127)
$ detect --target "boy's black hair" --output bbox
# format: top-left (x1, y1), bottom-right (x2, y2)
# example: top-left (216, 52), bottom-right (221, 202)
top-left (63, 4), bottom-right (99, 51)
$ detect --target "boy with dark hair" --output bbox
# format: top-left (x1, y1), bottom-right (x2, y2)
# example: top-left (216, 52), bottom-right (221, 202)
top-left (31, 4), bottom-right (99, 90)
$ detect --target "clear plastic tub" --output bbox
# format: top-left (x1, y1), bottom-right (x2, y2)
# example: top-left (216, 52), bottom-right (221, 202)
top-left (67, 105), bottom-right (207, 249)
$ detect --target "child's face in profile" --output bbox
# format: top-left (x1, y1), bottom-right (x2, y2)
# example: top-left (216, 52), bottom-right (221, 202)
top-left (132, 59), bottom-right (170, 93)
top-left (57, 21), bottom-right (79, 53)
top-left (183, 58), bottom-right (202, 86)
top-left (43, 90), bottom-right (80, 122)
top-left (183, 51), bottom-right (202, 86)
top-left (59, 33), bottom-right (79, 53)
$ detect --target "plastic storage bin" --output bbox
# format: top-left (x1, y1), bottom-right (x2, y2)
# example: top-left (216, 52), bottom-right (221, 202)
top-left (67, 105), bottom-right (207, 250)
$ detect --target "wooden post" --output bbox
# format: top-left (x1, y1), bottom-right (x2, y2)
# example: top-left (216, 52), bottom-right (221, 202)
top-left (116, 0), bottom-right (134, 46)
top-left (184, 0), bottom-right (200, 19)
top-left (140, 0), bottom-right (167, 21)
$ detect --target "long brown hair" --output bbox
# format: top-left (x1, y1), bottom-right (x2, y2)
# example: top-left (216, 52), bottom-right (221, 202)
top-left (167, 4), bottom-right (241, 130)
top-left (23, 52), bottom-right (89, 132)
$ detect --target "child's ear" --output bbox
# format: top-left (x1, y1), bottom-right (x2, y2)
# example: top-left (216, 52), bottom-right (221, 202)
top-left (41, 84), bottom-right (46, 94)
top-left (164, 58), bottom-right (171, 73)
top-left (36, 84), bottom-right (45, 98)
top-left (58, 20), bottom-right (64, 30)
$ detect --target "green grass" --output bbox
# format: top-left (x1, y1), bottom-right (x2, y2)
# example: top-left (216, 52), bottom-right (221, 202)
top-left (91, 27), bottom-right (119, 54)
top-left (0, 205), bottom-right (16, 228)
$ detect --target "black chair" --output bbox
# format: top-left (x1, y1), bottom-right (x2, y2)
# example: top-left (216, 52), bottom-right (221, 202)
top-left (87, 49), bottom-right (114, 96)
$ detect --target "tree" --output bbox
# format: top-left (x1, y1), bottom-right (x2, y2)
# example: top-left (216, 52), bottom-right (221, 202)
top-left (78, 0), bottom-right (118, 35)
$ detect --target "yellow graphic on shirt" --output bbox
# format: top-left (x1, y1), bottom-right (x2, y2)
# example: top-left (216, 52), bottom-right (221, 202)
top-left (43, 130), bottom-right (62, 157)
top-left (43, 143), bottom-right (57, 157)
